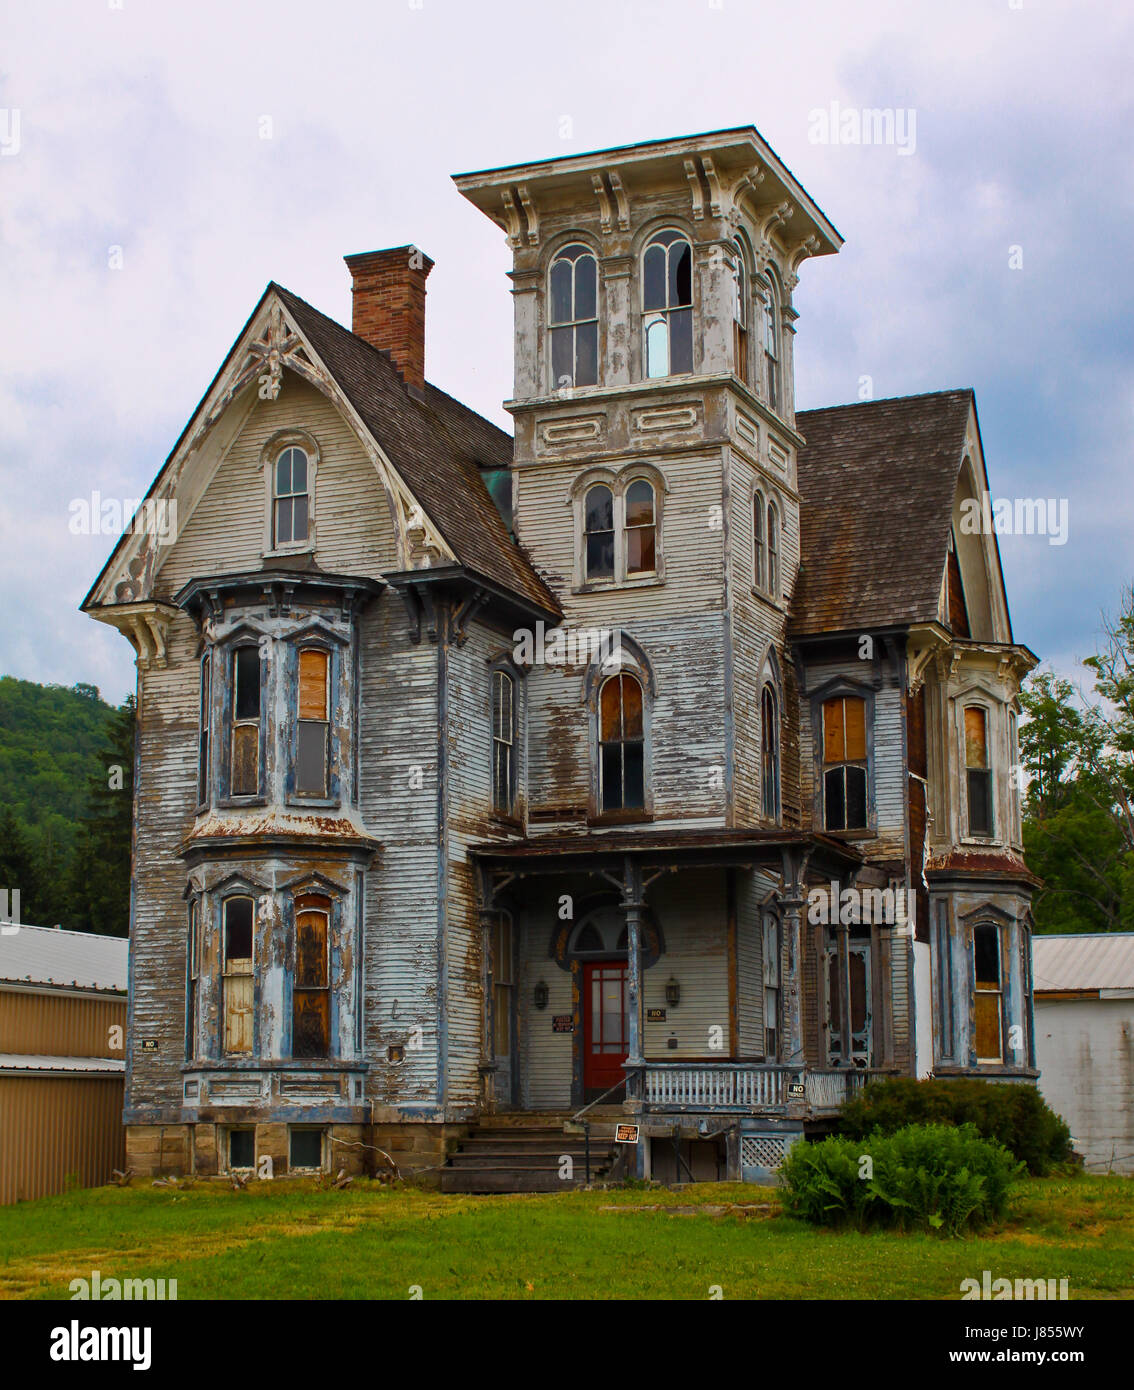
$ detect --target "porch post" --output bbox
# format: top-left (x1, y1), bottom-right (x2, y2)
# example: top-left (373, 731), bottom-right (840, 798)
top-left (475, 866), bottom-right (497, 1114)
top-left (623, 856), bottom-right (645, 1086)
top-left (779, 849), bottom-right (807, 1069)
top-left (622, 856), bottom-right (645, 1179)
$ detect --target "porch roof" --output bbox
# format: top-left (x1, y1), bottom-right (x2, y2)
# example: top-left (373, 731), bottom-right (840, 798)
top-left (469, 827), bottom-right (863, 879)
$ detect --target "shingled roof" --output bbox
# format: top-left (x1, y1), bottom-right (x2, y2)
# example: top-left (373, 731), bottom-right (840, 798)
top-left (789, 390), bottom-right (974, 639)
top-left (273, 284), bottom-right (560, 618)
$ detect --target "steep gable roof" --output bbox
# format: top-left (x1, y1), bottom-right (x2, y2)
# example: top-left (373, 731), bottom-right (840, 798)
top-left (273, 285), bottom-right (558, 616)
top-left (789, 390), bottom-right (974, 639)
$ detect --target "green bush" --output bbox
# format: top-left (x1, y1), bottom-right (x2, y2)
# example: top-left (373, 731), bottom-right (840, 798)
top-left (839, 1078), bottom-right (1073, 1176)
top-left (780, 1123), bottom-right (1024, 1234)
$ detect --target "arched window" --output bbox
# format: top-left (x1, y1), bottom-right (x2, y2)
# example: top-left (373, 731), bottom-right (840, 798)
top-left (732, 245), bottom-right (748, 381)
top-left (763, 277), bottom-right (780, 412)
top-left (549, 243), bottom-right (598, 389)
top-left (585, 483), bottom-right (615, 580)
top-left (222, 895), bottom-right (255, 1055)
top-left (293, 893), bottom-right (331, 1059)
top-left (624, 479), bottom-right (656, 577)
top-left (643, 230), bottom-right (693, 378)
top-left (599, 672), bottom-right (645, 812)
top-left (753, 492), bottom-right (766, 590)
top-left (492, 669), bottom-right (517, 815)
top-left (761, 684), bottom-right (780, 820)
top-left (767, 500), bottom-right (780, 599)
top-left (273, 445), bottom-right (310, 547)
top-left (822, 695), bottom-right (868, 830)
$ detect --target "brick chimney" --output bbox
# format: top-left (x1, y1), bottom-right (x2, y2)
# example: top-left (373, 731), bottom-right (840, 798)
top-left (344, 246), bottom-right (434, 392)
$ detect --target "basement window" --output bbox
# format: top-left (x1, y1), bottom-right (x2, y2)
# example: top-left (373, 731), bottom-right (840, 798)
top-left (289, 1128), bottom-right (325, 1172)
top-left (228, 1128), bottom-right (255, 1171)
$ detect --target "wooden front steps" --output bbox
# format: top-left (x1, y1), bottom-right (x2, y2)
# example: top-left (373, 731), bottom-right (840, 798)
top-left (441, 1113), bottom-right (622, 1194)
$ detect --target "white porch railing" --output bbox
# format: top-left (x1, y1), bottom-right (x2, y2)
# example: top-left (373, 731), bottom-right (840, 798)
top-left (643, 1062), bottom-right (891, 1114)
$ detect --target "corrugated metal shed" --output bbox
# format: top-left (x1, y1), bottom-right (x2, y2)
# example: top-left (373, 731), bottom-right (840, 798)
top-left (1032, 933), bottom-right (1134, 996)
top-left (0, 924), bottom-right (128, 995)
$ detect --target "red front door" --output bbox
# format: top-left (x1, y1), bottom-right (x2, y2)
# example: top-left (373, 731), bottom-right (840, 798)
top-left (583, 961), bottom-right (629, 1098)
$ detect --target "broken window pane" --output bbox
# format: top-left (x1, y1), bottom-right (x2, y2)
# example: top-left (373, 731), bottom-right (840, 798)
top-left (229, 1129), bottom-right (255, 1169)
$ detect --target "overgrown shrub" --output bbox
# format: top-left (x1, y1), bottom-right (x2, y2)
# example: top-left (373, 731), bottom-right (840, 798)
top-left (780, 1123), bottom-right (1023, 1234)
top-left (839, 1078), bottom-right (1073, 1176)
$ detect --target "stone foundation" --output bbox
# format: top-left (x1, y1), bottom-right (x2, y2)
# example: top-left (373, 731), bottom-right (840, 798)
top-left (125, 1121), bottom-right (462, 1183)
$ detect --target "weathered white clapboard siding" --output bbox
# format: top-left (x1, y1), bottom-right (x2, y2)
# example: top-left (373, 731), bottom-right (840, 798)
top-left (517, 883), bottom-right (573, 1110)
top-left (726, 445), bottom-right (799, 826)
top-left (129, 611), bottom-right (202, 1113)
top-left (797, 656), bottom-right (908, 863)
top-left (523, 614), bottom-right (730, 827)
top-left (734, 868), bottom-right (764, 1056)
top-left (513, 448), bottom-right (727, 624)
top-left (642, 870), bottom-right (729, 1059)
top-left (357, 596), bottom-right (442, 1106)
top-left (156, 375), bottom-right (397, 595)
top-left (441, 616), bottom-right (530, 1109)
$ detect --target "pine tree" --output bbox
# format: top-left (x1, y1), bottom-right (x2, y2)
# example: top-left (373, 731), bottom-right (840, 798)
top-left (68, 697), bottom-right (135, 937)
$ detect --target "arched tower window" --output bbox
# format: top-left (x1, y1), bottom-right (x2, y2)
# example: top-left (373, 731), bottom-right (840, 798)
top-left (753, 492), bottom-right (766, 590)
top-left (549, 243), bottom-right (598, 389)
top-left (761, 684), bottom-right (780, 820)
top-left (763, 277), bottom-right (781, 412)
top-left (585, 483), bottom-right (615, 580)
top-left (599, 672), bottom-right (645, 812)
top-left (643, 230), bottom-right (693, 378)
top-left (623, 479), bottom-right (656, 577)
top-left (766, 499), bottom-right (780, 599)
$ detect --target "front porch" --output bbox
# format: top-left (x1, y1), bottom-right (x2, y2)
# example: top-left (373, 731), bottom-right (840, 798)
top-left (471, 829), bottom-right (889, 1170)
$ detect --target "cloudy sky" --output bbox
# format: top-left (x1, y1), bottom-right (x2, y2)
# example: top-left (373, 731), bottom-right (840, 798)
top-left (1, 0), bottom-right (1130, 706)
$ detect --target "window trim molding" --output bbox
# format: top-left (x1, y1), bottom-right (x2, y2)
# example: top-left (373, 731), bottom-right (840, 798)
top-left (636, 222), bottom-right (697, 381)
top-left (954, 689), bottom-right (1002, 845)
top-left (218, 886), bottom-right (261, 1059)
top-left (490, 661), bottom-right (521, 823)
top-left (282, 622), bottom-right (349, 810)
top-left (810, 676), bottom-right (876, 835)
top-left (261, 428), bottom-right (320, 559)
top-left (750, 483), bottom-right (786, 604)
top-left (569, 463), bottom-right (669, 592)
top-left (546, 236), bottom-right (602, 392)
top-left (286, 889), bottom-right (339, 1061)
top-left (583, 634), bottom-right (656, 825)
top-left (218, 628), bottom-right (268, 807)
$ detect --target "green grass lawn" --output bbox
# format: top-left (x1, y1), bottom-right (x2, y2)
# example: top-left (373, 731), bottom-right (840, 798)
top-left (0, 1176), bottom-right (1130, 1300)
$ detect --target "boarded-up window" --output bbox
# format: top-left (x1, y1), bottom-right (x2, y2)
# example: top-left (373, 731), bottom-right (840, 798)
top-left (493, 911), bottom-right (513, 1057)
top-left (585, 484), bottom-right (614, 580)
top-left (974, 922), bottom-right (1003, 1061)
top-left (231, 646), bottom-right (261, 797)
top-left (293, 896), bottom-right (330, 1059)
top-left (492, 670), bottom-right (516, 814)
top-left (965, 706), bottom-right (993, 837)
top-left (624, 479), bottom-right (657, 576)
top-left (599, 673), bottom-right (645, 812)
top-left (296, 648), bottom-right (329, 796)
top-left (223, 896), bottom-right (254, 1055)
top-left (822, 696), bottom-right (868, 831)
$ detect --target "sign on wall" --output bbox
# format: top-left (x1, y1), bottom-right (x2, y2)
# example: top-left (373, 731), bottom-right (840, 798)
top-left (552, 1015), bottom-right (574, 1033)
top-left (615, 1124), bottom-right (640, 1144)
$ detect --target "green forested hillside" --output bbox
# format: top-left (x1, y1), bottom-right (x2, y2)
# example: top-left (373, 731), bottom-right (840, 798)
top-left (0, 676), bottom-right (133, 935)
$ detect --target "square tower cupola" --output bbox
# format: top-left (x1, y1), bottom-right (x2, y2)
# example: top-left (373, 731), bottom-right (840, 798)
top-left (453, 126), bottom-right (842, 425)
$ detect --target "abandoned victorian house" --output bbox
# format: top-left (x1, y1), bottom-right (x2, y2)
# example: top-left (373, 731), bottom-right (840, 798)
top-left (83, 127), bottom-right (1039, 1188)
